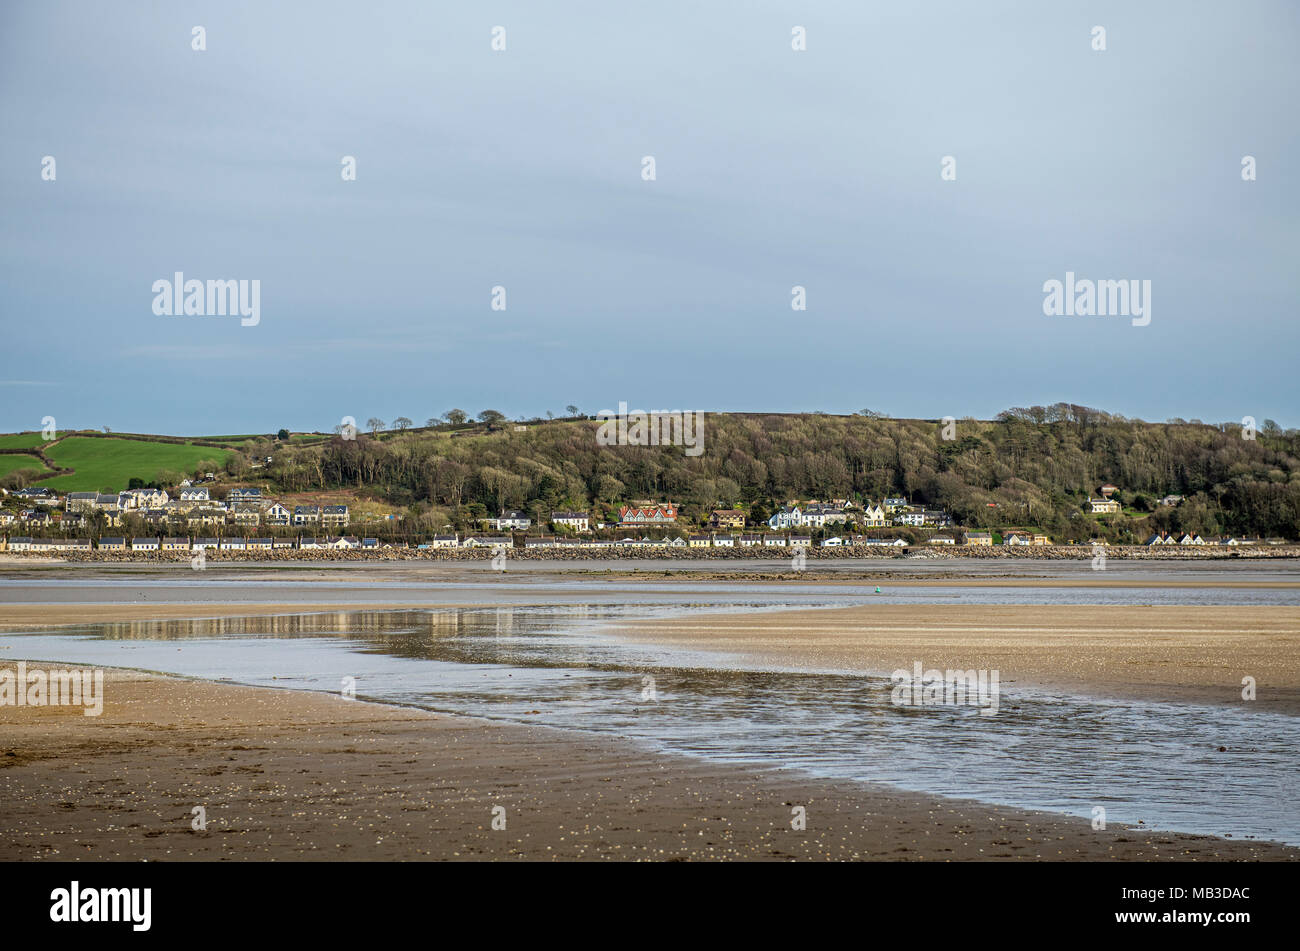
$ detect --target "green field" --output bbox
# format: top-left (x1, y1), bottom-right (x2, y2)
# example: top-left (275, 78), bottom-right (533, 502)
top-left (35, 437), bottom-right (235, 492)
top-left (0, 433), bottom-right (49, 449)
top-left (0, 454), bottom-right (52, 478)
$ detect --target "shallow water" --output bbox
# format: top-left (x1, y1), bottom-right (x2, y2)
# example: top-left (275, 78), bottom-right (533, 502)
top-left (5, 603), bottom-right (1298, 845)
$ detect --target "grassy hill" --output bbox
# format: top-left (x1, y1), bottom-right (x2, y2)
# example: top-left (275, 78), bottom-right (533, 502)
top-left (34, 436), bottom-right (234, 492)
top-left (0, 432), bottom-right (50, 450)
top-left (0, 454), bottom-right (53, 479)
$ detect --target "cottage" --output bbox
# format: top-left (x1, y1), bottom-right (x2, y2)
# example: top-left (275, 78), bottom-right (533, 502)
top-left (466, 536), bottom-right (511, 548)
top-left (789, 535), bottom-right (812, 547)
top-left (762, 536), bottom-right (788, 547)
top-left (98, 537), bottom-right (126, 551)
top-left (551, 511), bottom-right (590, 533)
top-left (7, 537), bottom-right (34, 551)
top-left (179, 487), bottom-right (210, 502)
top-left (228, 487), bottom-right (263, 502)
top-left (193, 537), bottom-right (220, 550)
top-left (928, 535), bottom-right (955, 545)
top-left (738, 533), bottom-right (763, 547)
top-left (1087, 498), bottom-right (1120, 514)
top-left (483, 510), bottom-right (529, 531)
top-left (882, 497), bottom-right (909, 513)
top-left (713, 534), bottom-right (735, 547)
top-left (820, 536), bottom-right (843, 547)
top-left (130, 537), bottom-right (160, 551)
top-left (162, 537), bottom-right (190, 551)
top-left (247, 538), bottom-right (273, 550)
top-left (272, 537), bottom-right (297, 549)
top-left (427, 535), bottom-right (459, 548)
top-left (220, 538), bottom-right (247, 550)
top-left (688, 535), bottom-right (711, 548)
top-left (965, 532), bottom-right (993, 546)
top-left (525, 537), bottom-right (558, 548)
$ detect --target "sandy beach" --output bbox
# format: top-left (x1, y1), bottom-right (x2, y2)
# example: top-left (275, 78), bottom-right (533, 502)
top-left (606, 603), bottom-right (1300, 714)
top-left (2, 663), bottom-right (1294, 861)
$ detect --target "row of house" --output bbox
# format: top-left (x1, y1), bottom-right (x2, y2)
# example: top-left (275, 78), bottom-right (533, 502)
top-left (2, 535), bottom-right (380, 552)
top-left (479, 511), bottom-right (594, 532)
top-left (1144, 532), bottom-right (1288, 547)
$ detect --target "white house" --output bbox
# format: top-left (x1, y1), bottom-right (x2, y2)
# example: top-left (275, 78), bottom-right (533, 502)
top-left (550, 511), bottom-right (590, 533)
top-left (860, 503), bottom-right (887, 527)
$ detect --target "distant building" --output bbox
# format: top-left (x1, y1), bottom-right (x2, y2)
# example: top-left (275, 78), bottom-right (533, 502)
top-left (485, 510), bottom-right (530, 531)
top-left (709, 509), bottom-right (746, 530)
top-left (550, 511), bottom-right (590, 533)
top-left (1087, 498), bottom-right (1120, 514)
top-left (619, 504), bottom-right (677, 526)
top-left (965, 532), bottom-right (993, 546)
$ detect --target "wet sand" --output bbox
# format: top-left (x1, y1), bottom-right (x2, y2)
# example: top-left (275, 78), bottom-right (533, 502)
top-left (607, 604), bottom-right (1300, 714)
top-left (2, 663), bottom-right (1294, 861)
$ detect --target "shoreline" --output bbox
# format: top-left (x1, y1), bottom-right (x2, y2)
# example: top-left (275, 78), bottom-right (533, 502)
top-left (2, 543), bottom-right (1299, 566)
top-left (2, 662), bottom-right (1295, 861)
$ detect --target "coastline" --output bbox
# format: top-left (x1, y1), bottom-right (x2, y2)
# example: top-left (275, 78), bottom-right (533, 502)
top-left (2, 662), bottom-right (1294, 861)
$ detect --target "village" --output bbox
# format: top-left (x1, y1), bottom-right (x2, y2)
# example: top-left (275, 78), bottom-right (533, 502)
top-left (0, 480), bottom-right (1289, 553)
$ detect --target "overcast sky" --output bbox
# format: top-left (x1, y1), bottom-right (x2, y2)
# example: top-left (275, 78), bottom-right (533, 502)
top-left (2, 0), bottom-right (1296, 434)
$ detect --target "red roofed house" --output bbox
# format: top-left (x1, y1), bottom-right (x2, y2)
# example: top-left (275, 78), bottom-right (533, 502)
top-left (619, 504), bottom-right (678, 526)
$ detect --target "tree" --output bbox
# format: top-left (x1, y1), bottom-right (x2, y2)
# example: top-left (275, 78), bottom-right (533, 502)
top-left (367, 418), bottom-right (385, 434)
top-left (277, 428), bottom-right (290, 441)
top-left (565, 405), bottom-right (579, 417)
top-left (443, 409), bottom-right (467, 425)
top-left (394, 417), bottom-right (413, 431)
top-left (478, 410), bottom-right (506, 427)
top-left (425, 418), bottom-right (440, 428)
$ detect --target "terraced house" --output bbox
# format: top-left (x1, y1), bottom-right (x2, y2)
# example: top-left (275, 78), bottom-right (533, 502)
top-left (293, 505), bottom-right (321, 526)
top-left (321, 504), bottom-right (350, 528)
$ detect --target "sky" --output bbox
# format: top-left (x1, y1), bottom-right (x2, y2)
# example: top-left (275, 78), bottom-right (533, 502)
top-left (1, 0), bottom-right (1297, 435)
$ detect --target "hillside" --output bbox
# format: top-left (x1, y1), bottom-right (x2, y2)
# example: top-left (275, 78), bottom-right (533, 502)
top-left (2, 406), bottom-right (1296, 541)
top-left (0, 433), bottom-right (235, 493)
top-left (255, 405), bottom-right (1299, 541)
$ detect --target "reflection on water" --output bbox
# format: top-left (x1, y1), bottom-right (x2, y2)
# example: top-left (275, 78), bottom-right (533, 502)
top-left (7, 606), bottom-right (1299, 845)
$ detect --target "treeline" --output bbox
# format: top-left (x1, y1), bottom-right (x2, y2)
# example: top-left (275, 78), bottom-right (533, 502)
top-left (257, 405), bottom-right (1299, 541)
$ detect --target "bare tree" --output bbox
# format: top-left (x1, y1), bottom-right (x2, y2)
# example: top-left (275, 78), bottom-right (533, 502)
top-left (367, 417), bottom-right (385, 434)
top-left (394, 417), bottom-right (413, 431)
top-left (443, 409), bottom-right (467, 425)
top-left (565, 405), bottom-right (579, 417)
